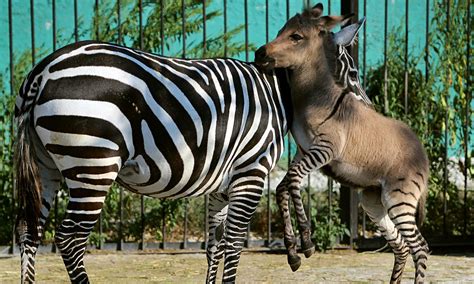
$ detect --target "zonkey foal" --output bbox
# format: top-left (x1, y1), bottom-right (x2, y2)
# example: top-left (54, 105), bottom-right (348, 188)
top-left (255, 4), bottom-right (429, 284)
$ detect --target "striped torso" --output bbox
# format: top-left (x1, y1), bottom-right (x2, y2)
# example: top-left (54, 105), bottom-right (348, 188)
top-left (16, 41), bottom-right (289, 199)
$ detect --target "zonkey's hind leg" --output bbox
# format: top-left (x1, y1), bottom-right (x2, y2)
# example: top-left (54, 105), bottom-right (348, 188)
top-left (361, 188), bottom-right (410, 284)
top-left (206, 193), bottom-right (229, 284)
top-left (383, 177), bottom-right (429, 284)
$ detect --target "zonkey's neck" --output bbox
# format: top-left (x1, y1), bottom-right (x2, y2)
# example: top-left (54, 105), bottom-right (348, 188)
top-left (290, 63), bottom-right (342, 112)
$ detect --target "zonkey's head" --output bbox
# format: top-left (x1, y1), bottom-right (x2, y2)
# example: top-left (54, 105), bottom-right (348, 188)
top-left (255, 3), bottom-right (363, 72)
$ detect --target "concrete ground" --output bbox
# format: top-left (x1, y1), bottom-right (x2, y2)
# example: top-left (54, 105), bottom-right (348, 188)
top-left (1, 249), bottom-right (473, 283)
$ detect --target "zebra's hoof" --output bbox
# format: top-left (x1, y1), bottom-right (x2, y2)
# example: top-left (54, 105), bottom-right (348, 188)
top-left (288, 255), bottom-right (301, 272)
top-left (303, 245), bottom-right (315, 258)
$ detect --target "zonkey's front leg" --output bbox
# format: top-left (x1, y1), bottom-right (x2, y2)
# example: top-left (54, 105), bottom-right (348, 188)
top-left (277, 142), bottom-right (335, 271)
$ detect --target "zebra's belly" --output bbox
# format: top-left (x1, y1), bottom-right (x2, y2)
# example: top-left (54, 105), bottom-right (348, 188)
top-left (117, 155), bottom-right (229, 199)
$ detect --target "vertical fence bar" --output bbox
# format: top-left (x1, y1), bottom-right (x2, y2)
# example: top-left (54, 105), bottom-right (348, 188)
top-left (8, 0), bottom-right (15, 255)
top-left (74, 0), bottom-right (78, 42)
top-left (117, 0), bottom-right (123, 252)
top-left (118, 0), bottom-right (121, 44)
top-left (362, 0), bottom-right (367, 90)
top-left (183, 200), bottom-right (188, 249)
top-left (265, 0), bottom-right (271, 248)
top-left (383, 0), bottom-right (388, 114)
top-left (404, 0), bottom-right (409, 116)
top-left (328, 0), bottom-right (331, 14)
top-left (182, 0), bottom-right (188, 249)
top-left (203, 0), bottom-right (209, 249)
top-left (244, 0), bottom-right (250, 248)
top-left (30, 0), bottom-right (35, 66)
top-left (118, 188), bottom-right (123, 250)
top-left (95, 0), bottom-right (100, 41)
top-left (160, 0), bottom-right (164, 54)
top-left (244, 0), bottom-right (248, 62)
top-left (203, 0), bottom-right (206, 58)
top-left (425, 0), bottom-right (429, 83)
top-left (161, 205), bottom-right (166, 249)
top-left (223, 0), bottom-right (227, 57)
top-left (182, 0), bottom-right (186, 58)
top-left (139, 0), bottom-right (145, 250)
top-left (464, 0), bottom-right (471, 236)
top-left (52, 0), bottom-right (58, 253)
top-left (341, 0), bottom-right (358, 247)
top-left (361, 0), bottom-right (367, 238)
top-left (286, 0), bottom-right (290, 20)
top-left (443, 0), bottom-right (450, 237)
top-left (158, 0), bottom-right (166, 250)
top-left (95, 0), bottom-right (103, 250)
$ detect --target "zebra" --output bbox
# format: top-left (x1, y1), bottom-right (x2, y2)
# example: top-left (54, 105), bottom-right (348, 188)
top-left (255, 4), bottom-right (429, 283)
top-left (14, 40), bottom-right (291, 283)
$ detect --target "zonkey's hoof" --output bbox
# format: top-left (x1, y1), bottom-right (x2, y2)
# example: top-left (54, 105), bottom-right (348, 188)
top-left (303, 245), bottom-right (315, 258)
top-left (288, 254), bottom-right (301, 272)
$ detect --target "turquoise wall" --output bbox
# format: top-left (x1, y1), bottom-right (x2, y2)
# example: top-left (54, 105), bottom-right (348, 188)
top-left (0, 0), bottom-right (431, 77)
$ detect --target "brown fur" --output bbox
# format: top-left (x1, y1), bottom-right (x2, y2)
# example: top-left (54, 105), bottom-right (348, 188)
top-left (255, 6), bottom-right (430, 282)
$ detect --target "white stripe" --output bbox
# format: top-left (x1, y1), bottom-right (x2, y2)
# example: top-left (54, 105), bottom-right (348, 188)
top-left (36, 126), bottom-right (119, 150)
top-left (69, 196), bottom-right (106, 203)
top-left (66, 209), bottom-right (102, 215)
top-left (34, 98), bottom-right (134, 158)
top-left (76, 172), bottom-right (118, 180)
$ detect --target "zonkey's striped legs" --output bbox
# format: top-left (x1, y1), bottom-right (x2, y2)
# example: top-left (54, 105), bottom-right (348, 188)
top-left (361, 188), bottom-right (410, 284)
top-left (277, 144), bottom-right (333, 271)
top-left (206, 193), bottom-right (229, 284)
top-left (382, 177), bottom-right (429, 283)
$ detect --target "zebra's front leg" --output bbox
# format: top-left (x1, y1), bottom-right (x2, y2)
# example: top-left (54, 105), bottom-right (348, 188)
top-left (206, 193), bottom-right (229, 284)
top-left (220, 184), bottom-right (264, 283)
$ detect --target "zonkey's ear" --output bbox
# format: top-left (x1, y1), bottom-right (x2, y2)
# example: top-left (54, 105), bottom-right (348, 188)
top-left (311, 3), bottom-right (324, 18)
top-left (319, 13), bottom-right (354, 30)
top-left (333, 17), bottom-right (366, 46)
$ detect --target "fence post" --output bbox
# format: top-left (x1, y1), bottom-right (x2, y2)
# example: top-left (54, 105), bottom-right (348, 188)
top-left (340, 0), bottom-right (359, 247)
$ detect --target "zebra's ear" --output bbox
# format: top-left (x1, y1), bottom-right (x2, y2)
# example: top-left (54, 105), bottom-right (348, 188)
top-left (333, 17), bottom-right (366, 47)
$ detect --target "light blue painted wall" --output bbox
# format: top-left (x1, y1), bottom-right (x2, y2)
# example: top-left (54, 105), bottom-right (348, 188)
top-left (0, 0), bottom-right (430, 76)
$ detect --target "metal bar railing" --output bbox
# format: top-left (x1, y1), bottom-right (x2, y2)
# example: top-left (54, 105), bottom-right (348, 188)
top-left (463, 0), bottom-right (471, 236)
top-left (8, 0), bottom-right (15, 255)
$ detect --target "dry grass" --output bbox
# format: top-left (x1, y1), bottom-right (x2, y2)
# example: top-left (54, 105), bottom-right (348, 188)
top-left (1, 249), bottom-right (473, 283)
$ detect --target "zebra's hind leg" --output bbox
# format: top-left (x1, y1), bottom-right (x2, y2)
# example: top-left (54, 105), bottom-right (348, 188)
top-left (360, 188), bottom-right (410, 284)
top-left (220, 182), bottom-right (264, 282)
top-left (18, 141), bottom-right (62, 283)
top-left (206, 193), bottom-right (229, 284)
top-left (382, 177), bottom-right (429, 284)
top-left (55, 169), bottom-right (117, 283)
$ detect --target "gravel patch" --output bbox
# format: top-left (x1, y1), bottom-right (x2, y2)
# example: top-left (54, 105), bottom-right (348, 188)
top-left (1, 250), bottom-right (473, 283)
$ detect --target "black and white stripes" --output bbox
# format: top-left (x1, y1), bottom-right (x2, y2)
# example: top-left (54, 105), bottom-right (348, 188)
top-left (15, 40), bottom-right (289, 283)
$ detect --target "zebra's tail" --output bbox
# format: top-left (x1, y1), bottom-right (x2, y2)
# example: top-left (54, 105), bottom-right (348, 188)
top-left (15, 107), bottom-right (42, 241)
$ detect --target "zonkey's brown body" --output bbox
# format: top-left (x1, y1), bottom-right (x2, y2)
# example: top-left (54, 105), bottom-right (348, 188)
top-left (255, 3), bottom-right (429, 283)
